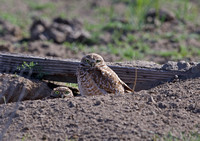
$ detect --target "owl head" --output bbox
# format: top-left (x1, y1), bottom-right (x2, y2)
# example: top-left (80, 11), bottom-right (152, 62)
top-left (80, 53), bottom-right (106, 68)
top-left (51, 87), bottom-right (73, 98)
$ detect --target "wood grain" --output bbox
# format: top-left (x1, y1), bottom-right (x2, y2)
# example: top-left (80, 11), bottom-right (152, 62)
top-left (0, 53), bottom-right (186, 91)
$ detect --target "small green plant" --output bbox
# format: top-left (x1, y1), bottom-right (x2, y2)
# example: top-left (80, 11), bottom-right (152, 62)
top-left (17, 61), bottom-right (38, 71)
top-left (21, 133), bottom-right (31, 141)
top-left (178, 45), bottom-right (188, 58)
top-left (16, 61), bottom-right (48, 79)
top-left (22, 42), bottom-right (29, 52)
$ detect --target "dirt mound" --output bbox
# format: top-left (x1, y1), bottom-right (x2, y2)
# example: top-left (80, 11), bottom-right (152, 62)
top-left (145, 8), bottom-right (176, 25)
top-left (0, 78), bottom-right (199, 140)
top-left (0, 18), bottom-right (21, 42)
top-left (30, 17), bottom-right (91, 44)
top-left (0, 73), bottom-right (51, 104)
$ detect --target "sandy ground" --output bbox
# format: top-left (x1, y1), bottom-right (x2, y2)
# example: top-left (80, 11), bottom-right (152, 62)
top-left (0, 78), bottom-right (199, 141)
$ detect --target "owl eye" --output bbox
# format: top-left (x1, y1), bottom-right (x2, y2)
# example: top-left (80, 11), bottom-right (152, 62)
top-left (85, 59), bottom-right (90, 63)
top-left (55, 91), bottom-right (59, 94)
top-left (96, 60), bottom-right (101, 63)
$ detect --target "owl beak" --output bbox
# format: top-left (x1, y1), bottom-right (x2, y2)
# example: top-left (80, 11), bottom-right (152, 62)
top-left (90, 61), bottom-right (95, 67)
top-left (80, 62), bottom-right (85, 66)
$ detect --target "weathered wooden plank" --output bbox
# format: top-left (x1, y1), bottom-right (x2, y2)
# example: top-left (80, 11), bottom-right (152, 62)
top-left (0, 53), bottom-right (186, 91)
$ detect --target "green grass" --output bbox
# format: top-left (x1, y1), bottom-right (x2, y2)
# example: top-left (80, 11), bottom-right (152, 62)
top-left (103, 21), bottom-right (135, 32)
top-left (0, 0), bottom-right (57, 37)
top-left (92, 0), bottom-right (200, 31)
top-left (0, 12), bottom-right (24, 28)
top-left (81, 0), bottom-right (199, 61)
top-left (27, 1), bottom-right (55, 11)
top-left (156, 44), bottom-right (200, 61)
top-left (65, 83), bottom-right (78, 89)
top-left (0, 40), bottom-right (7, 45)
top-left (0, 12), bottom-right (31, 37)
top-left (0, 0), bottom-right (199, 62)
top-left (64, 42), bottom-right (89, 53)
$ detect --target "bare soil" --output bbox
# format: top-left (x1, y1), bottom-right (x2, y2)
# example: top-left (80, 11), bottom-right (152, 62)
top-left (0, 78), bottom-right (199, 141)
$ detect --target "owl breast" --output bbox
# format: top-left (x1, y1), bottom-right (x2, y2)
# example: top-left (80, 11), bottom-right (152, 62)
top-left (77, 66), bottom-right (107, 96)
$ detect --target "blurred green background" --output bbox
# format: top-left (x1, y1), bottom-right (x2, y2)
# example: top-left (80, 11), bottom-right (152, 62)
top-left (0, 0), bottom-right (200, 63)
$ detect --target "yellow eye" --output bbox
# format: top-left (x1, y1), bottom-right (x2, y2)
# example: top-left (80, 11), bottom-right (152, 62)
top-left (55, 91), bottom-right (59, 94)
top-left (96, 60), bottom-right (101, 63)
top-left (85, 59), bottom-right (90, 63)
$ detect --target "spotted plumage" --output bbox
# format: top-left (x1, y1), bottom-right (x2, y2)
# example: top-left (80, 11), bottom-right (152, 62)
top-left (76, 53), bottom-right (133, 96)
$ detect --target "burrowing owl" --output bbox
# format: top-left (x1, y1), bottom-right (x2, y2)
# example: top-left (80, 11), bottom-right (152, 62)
top-left (76, 53), bottom-right (133, 96)
top-left (51, 87), bottom-right (73, 98)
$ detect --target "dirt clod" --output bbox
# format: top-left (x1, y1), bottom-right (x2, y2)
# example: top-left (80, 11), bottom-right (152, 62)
top-left (0, 18), bottom-right (22, 41)
top-left (30, 17), bottom-right (91, 44)
top-left (145, 8), bottom-right (176, 25)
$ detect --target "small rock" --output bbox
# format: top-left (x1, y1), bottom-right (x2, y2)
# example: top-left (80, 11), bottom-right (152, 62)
top-left (30, 19), bottom-right (50, 40)
top-left (0, 18), bottom-right (21, 38)
top-left (48, 28), bottom-right (66, 43)
top-left (94, 100), bottom-right (102, 106)
top-left (97, 118), bottom-right (103, 122)
top-left (169, 102), bottom-right (178, 108)
top-left (21, 127), bottom-right (29, 132)
top-left (187, 104), bottom-right (195, 111)
top-left (177, 61), bottom-right (190, 70)
top-left (41, 134), bottom-right (48, 140)
top-left (156, 95), bottom-right (162, 101)
top-left (162, 61), bottom-right (178, 70)
top-left (68, 101), bottom-right (76, 108)
top-left (191, 63), bottom-right (200, 74)
top-left (158, 102), bottom-right (167, 109)
top-left (0, 42), bottom-right (14, 52)
top-left (18, 105), bottom-right (24, 110)
top-left (176, 98), bottom-right (181, 102)
top-left (174, 75), bottom-right (178, 79)
top-left (145, 8), bottom-right (175, 24)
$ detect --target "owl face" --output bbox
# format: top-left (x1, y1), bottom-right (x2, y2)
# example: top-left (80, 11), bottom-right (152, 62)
top-left (80, 53), bottom-right (105, 68)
